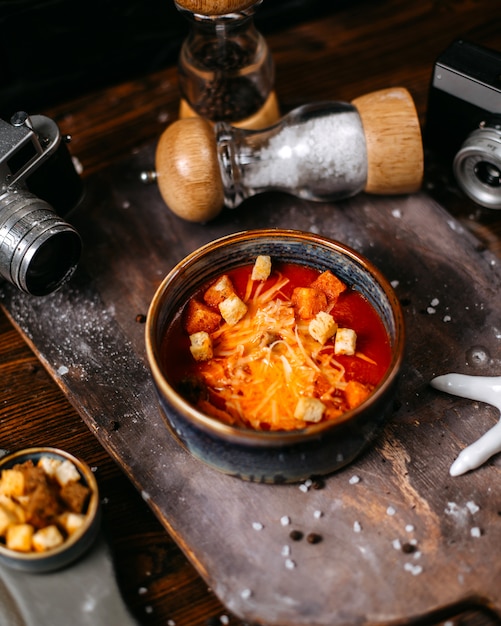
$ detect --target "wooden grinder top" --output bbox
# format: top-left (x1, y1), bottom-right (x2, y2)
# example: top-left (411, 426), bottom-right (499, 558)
top-left (174, 0), bottom-right (259, 15)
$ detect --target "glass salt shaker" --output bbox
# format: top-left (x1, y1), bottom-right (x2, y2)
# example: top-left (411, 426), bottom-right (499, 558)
top-left (153, 87), bottom-right (424, 222)
top-left (174, 0), bottom-right (279, 129)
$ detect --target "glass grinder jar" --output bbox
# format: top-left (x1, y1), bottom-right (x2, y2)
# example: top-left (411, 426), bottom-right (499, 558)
top-left (174, 0), bottom-right (279, 129)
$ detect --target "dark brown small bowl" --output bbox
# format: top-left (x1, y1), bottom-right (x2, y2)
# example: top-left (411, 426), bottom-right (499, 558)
top-left (146, 229), bottom-right (405, 483)
top-left (0, 447), bottom-right (101, 573)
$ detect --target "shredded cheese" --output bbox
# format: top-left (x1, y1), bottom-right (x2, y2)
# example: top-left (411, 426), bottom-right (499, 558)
top-left (188, 267), bottom-right (378, 431)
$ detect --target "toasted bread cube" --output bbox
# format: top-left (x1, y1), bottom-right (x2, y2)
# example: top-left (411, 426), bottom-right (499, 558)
top-left (251, 255), bottom-right (272, 281)
top-left (310, 270), bottom-right (347, 302)
top-left (309, 311), bottom-right (338, 345)
top-left (294, 397), bottom-right (325, 423)
top-left (0, 495), bottom-right (26, 525)
top-left (291, 287), bottom-right (328, 320)
top-left (32, 525), bottom-right (65, 552)
top-left (0, 469), bottom-right (25, 498)
top-left (37, 456), bottom-right (61, 478)
top-left (6, 523), bottom-right (34, 552)
top-left (344, 380), bottom-right (371, 409)
top-left (0, 504), bottom-right (19, 536)
top-left (219, 294), bottom-right (248, 326)
top-left (334, 328), bottom-right (357, 355)
top-left (55, 460), bottom-right (80, 487)
top-left (60, 481), bottom-right (90, 514)
top-left (58, 512), bottom-right (86, 535)
top-left (189, 331), bottom-right (213, 361)
top-left (204, 275), bottom-right (236, 307)
top-left (184, 299), bottom-right (222, 335)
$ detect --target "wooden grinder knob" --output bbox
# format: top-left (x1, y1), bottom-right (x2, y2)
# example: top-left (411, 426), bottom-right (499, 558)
top-left (352, 87), bottom-right (423, 195)
top-left (155, 117), bottom-right (224, 223)
top-left (175, 0), bottom-right (258, 15)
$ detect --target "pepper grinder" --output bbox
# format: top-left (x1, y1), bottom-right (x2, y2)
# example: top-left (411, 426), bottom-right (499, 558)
top-left (174, 0), bottom-right (279, 129)
top-left (153, 87), bottom-right (424, 222)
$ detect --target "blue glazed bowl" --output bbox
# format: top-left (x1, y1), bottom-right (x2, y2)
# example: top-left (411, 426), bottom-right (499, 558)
top-left (0, 447), bottom-right (101, 573)
top-left (146, 229), bottom-right (405, 483)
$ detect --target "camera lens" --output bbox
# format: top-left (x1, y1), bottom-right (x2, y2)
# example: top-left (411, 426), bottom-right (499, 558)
top-left (0, 191), bottom-right (81, 296)
top-left (453, 126), bottom-right (501, 209)
top-left (474, 161), bottom-right (501, 188)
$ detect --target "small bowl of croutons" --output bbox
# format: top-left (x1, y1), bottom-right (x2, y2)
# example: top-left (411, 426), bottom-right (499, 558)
top-left (0, 447), bottom-right (100, 572)
top-left (146, 229), bottom-right (405, 483)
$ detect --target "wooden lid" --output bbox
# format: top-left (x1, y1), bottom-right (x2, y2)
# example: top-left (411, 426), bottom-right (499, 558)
top-left (351, 87), bottom-right (424, 195)
top-left (155, 118), bottom-right (224, 222)
top-left (175, 0), bottom-right (258, 15)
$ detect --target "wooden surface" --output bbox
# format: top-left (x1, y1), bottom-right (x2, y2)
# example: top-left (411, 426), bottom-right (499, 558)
top-left (1, 1), bottom-right (501, 624)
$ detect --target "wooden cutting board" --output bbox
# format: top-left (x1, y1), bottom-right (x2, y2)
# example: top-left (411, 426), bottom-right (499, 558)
top-left (1, 142), bottom-right (501, 625)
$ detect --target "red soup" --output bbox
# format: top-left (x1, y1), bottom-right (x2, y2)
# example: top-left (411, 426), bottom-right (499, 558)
top-left (161, 257), bottom-right (392, 431)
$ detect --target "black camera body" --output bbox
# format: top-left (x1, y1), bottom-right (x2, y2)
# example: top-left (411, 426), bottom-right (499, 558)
top-left (425, 39), bottom-right (501, 209)
top-left (0, 112), bottom-right (82, 295)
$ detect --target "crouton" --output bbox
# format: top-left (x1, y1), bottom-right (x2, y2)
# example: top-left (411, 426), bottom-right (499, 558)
top-left (294, 397), bottom-right (326, 423)
top-left (334, 328), bottom-right (357, 355)
top-left (184, 299), bottom-right (221, 335)
top-left (58, 512), bottom-right (86, 536)
top-left (37, 456), bottom-right (61, 478)
top-left (0, 469), bottom-right (25, 498)
top-left (203, 275), bottom-right (236, 307)
top-left (0, 503), bottom-right (20, 536)
top-left (55, 460), bottom-right (81, 487)
top-left (291, 287), bottom-right (328, 319)
top-left (6, 523), bottom-right (34, 552)
top-left (219, 294), bottom-right (248, 326)
top-left (310, 270), bottom-right (347, 302)
top-left (344, 380), bottom-right (371, 409)
top-left (59, 481), bottom-right (90, 514)
top-left (32, 525), bottom-right (64, 552)
top-left (309, 311), bottom-right (337, 344)
top-left (189, 331), bottom-right (213, 362)
top-left (251, 255), bottom-right (272, 281)
top-left (0, 495), bottom-right (26, 525)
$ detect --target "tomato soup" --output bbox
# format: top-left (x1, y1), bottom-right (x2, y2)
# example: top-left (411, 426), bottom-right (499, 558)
top-left (160, 258), bottom-right (392, 431)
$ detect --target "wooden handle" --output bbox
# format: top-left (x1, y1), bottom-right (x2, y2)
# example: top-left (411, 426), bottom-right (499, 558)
top-left (351, 87), bottom-right (423, 195)
top-left (175, 0), bottom-right (258, 15)
top-left (155, 117), bottom-right (224, 222)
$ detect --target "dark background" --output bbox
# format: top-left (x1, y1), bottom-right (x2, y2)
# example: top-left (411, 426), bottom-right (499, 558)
top-left (0, 0), bottom-right (349, 119)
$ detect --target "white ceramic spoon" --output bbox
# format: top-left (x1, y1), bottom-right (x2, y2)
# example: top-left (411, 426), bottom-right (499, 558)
top-left (430, 373), bottom-right (501, 476)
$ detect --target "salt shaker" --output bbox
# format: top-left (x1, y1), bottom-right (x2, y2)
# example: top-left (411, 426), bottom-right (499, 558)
top-left (174, 0), bottom-right (280, 129)
top-left (154, 87), bottom-right (424, 222)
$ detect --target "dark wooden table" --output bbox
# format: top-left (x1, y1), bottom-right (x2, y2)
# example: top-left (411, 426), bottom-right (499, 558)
top-left (1, 1), bottom-right (500, 624)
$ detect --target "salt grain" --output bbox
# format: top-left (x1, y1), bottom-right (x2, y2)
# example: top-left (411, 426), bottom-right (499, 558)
top-left (386, 506), bottom-right (396, 516)
top-left (281, 545), bottom-right (291, 557)
top-left (405, 524), bottom-right (414, 533)
top-left (280, 515), bottom-right (291, 526)
top-left (471, 527), bottom-right (482, 538)
top-left (353, 521), bottom-right (362, 533)
top-left (466, 501), bottom-right (479, 514)
top-left (138, 586), bottom-right (148, 595)
top-left (443, 315), bottom-right (452, 322)
top-left (220, 616), bottom-right (230, 625)
top-left (241, 588), bottom-right (252, 599)
top-left (252, 522), bottom-right (264, 531)
top-left (404, 563), bottom-right (423, 576)
top-left (313, 510), bottom-right (323, 519)
top-left (349, 475), bottom-right (361, 484)
top-left (285, 558), bottom-right (296, 570)
top-left (392, 539), bottom-right (402, 550)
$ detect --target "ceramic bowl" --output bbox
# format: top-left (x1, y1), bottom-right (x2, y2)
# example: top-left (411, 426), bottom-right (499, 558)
top-left (0, 447), bottom-right (101, 573)
top-left (146, 229), bottom-right (405, 483)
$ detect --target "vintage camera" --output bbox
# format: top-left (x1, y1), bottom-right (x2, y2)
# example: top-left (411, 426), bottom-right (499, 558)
top-left (425, 39), bottom-right (501, 209)
top-left (0, 112), bottom-right (82, 295)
